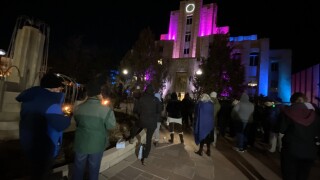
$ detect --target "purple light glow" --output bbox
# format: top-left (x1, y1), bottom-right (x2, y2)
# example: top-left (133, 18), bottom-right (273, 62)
top-left (220, 86), bottom-right (232, 97)
top-left (168, 12), bottom-right (179, 40)
top-left (198, 5), bottom-right (229, 37)
top-left (160, 34), bottom-right (168, 40)
top-left (213, 26), bottom-right (229, 34)
top-left (198, 5), bottom-right (214, 36)
top-left (222, 71), bottom-right (230, 81)
top-left (144, 71), bottom-right (151, 81)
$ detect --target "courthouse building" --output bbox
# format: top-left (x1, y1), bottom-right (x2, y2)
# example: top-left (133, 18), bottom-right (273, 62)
top-left (158, 0), bottom-right (292, 102)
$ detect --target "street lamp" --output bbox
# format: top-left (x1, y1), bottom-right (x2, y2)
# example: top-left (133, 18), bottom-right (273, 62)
top-left (122, 69), bottom-right (129, 114)
top-left (248, 81), bottom-right (257, 97)
top-left (122, 69), bottom-right (128, 75)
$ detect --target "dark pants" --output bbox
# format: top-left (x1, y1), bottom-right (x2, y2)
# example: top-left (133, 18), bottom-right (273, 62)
top-left (72, 151), bottom-right (104, 180)
top-left (29, 156), bottom-right (54, 180)
top-left (130, 126), bottom-right (156, 159)
top-left (235, 121), bottom-right (247, 149)
top-left (182, 113), bottom-right (193, 127)
top-left (22, 145), bottom-right (54, 180)
top-left (281, 150), bottom-right (314, 180)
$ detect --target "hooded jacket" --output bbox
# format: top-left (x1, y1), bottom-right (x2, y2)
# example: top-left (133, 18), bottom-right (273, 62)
top-left (280, 103), bottom-right (320, 159)
top-left (16, 86), bottom-right (71, 158)
top-left (231, 93), bottom-right (254, 123)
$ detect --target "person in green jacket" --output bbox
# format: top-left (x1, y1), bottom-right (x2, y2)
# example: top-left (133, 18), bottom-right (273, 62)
top-left (72, 81), bottom-right (116, 180)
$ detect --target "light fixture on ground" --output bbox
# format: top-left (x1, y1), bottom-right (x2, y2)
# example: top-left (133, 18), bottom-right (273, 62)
top-left (196, 69), bottom-right (202, 75)
top-left (0, 49), bottom-right (5, 56)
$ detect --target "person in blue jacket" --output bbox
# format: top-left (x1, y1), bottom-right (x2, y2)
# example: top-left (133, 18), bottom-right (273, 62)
top-left (16, 72), bottom-right (71, 179)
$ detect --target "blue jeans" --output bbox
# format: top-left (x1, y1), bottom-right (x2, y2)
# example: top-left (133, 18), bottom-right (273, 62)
top-left (235, 121), bottom-right (247, 149)
top-left (72, 151), bottom-right (104, 180)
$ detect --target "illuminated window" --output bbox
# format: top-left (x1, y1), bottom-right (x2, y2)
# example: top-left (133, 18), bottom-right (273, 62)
top-left (185, 33), bottom-right (191, 42)
top-left (249, 52), bottom-right (259, 66)
top-left (186, 16), bottom-right (193, 25)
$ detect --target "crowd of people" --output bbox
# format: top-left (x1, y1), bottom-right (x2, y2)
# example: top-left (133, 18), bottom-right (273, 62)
top-left (16, 72), bottom-right (320, 180)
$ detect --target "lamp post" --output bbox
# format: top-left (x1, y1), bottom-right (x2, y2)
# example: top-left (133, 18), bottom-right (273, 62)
top-left (56, 73), bottom-right (79, 115)
top-left (122, 69), bottom-right (129, 114)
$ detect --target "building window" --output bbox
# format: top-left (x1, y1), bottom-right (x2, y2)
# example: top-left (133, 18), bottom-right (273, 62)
top-left (271, 62), bottom-right (278, 72)
top-left (249, 52), bottom-right (259, 66)
top-left (184, 48), bottom-right (190, 54)
top-left (186, 16), bottom-right (192, 25)
top-left (185, 33), bottom-right (191, 42)
top-left (233, 52), bottom-right (241, 60)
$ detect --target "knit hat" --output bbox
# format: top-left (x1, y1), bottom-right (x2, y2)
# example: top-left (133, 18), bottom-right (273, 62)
top-left (210, 91), bottom-right (217, 98)
top-left (40, 73), bottom-right (63, 88)
top-left (86, 81), bottom-right (102, 97)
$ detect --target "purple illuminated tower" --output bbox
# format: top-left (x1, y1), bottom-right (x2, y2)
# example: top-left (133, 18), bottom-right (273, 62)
top-left (159, 0), bottom-right (292, 102)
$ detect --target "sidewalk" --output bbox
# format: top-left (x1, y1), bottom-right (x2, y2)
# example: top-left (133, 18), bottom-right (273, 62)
top-left (98, 128), bottom-right (282, 180)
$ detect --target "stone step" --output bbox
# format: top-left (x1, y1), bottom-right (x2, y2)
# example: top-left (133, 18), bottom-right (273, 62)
top-left (2, 91), bottom-right (21, 112)
top-left (0, 130), bottom-right (19, 140)
top-left (0, 121), bottom-right (19, 130)
top-left (0, 112), bottom-right (20, 121)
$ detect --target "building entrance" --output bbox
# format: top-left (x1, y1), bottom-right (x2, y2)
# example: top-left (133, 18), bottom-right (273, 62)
top-left (175, 72), bottom-right (188, 100)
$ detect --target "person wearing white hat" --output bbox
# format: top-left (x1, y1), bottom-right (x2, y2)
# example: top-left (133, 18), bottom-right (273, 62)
top-left (210, 91), bottom-right (221, 147)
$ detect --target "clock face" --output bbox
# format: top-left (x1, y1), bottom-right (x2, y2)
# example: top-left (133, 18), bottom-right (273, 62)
top-left (186, 3), bottom-right (195, 13)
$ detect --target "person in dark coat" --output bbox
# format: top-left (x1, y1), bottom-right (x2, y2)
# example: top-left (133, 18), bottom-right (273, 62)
top-left (181, 92), bottom-right (194, 130)
top-left (16, 73), bottom-right (71, 179)
top-left (280, 92), bottom-right (320, 180)
top-left (132, 84), bottom-right (161, 165)
top-left (166, 92), bottom-right (184, 143)
top-left (194, 93), bottom-right (214, 156)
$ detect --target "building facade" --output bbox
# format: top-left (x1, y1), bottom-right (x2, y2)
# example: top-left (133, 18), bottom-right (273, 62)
top-left (292, 64), bottom-right (320, 107)
top-left (158, 0), bottom-right (292, 102)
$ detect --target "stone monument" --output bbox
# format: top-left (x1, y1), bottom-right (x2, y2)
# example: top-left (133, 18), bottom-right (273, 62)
top-left (0, 16), bottom-right (49, 140)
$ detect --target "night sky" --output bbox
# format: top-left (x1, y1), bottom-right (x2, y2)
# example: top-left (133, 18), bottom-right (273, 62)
top-left (0, 0), bottom-right (319, 73)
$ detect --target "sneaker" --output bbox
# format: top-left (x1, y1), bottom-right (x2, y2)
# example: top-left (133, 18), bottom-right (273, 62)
top-left (233, 147), bottom-right (246, 153)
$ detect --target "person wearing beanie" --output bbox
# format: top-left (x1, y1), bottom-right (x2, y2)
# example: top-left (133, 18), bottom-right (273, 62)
top-left (210, 91), bottom-right (221, 148)
top-left (131, 84), bottom-right (161, 165)
top-left (16, 72), bottom-right (71, 179)
top-left (72, 81), bottom-right (116, 180)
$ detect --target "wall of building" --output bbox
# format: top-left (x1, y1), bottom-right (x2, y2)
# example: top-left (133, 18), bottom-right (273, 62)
top-left (292, 64), bottom-right (320, 106)
top-left (158, 0), bottom-right (292, 101)
top-left (269, 49), bottom-right (292, 103)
